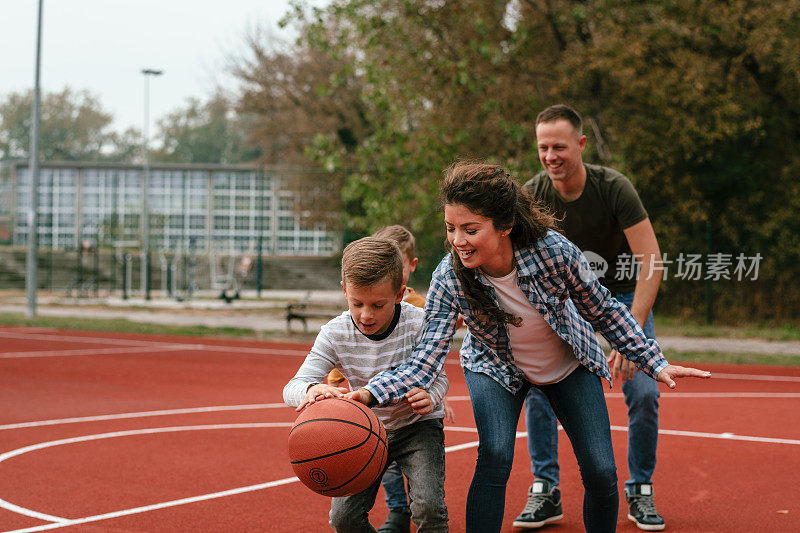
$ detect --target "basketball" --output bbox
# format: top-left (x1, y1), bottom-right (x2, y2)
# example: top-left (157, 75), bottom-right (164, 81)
top-left (288, 397), bottom-right (388, 497)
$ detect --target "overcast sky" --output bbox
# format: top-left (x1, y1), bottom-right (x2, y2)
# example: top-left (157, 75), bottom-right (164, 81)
top-left (1, 1), bottom-right (314, 133)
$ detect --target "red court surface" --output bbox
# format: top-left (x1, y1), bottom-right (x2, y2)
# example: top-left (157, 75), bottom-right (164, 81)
top-left (1, 325), bottom-right (798, 532)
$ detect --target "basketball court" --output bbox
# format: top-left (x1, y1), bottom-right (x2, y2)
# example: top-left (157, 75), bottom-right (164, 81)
top-left (1, 325), bottom-right (798, 532)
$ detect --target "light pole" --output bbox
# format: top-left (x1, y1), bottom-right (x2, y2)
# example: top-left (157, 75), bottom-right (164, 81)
top-left (26, 0), bottom-right (44, 317)
top-left (141, 68), bottom-right (162, 301)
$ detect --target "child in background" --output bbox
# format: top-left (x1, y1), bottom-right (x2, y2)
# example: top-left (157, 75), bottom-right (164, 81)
top-left (374, 226), bottom-right (426, 308)
top-left (371, 225), bottom-right (454, 533)
top-left (283, 237), bottom-right (449, 532)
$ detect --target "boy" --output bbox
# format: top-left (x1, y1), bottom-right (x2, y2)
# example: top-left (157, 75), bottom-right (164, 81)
top-left (283, 237), bottom-right (449, 532)
top-left (373, 225), bottom-right (425, 307)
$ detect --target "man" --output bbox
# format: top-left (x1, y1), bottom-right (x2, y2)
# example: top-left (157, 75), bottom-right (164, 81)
top-left (514, 104), bottom-right (665, 531)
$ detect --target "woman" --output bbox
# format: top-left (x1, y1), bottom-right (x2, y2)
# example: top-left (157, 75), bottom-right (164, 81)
top-left (347, 161), bottom-right (710, 532)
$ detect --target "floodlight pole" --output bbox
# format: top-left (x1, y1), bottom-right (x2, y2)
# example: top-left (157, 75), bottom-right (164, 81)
top-left (141, 68), bottom-right (162, 301)
top-left (26, 0), bottom-right (44, 318)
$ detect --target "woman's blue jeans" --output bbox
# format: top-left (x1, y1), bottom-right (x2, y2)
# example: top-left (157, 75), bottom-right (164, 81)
top-left (463, 365), bottom-right (618, 533)
top-left (525, 290), bottom-right (660, 491)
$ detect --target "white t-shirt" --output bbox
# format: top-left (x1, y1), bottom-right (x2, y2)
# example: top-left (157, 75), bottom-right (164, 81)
top-left (484, 269), bottom-right (579, 385)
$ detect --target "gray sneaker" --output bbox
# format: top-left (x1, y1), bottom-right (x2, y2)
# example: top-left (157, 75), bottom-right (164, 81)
top-left (625, 483), bottom-right (665, 531)
top-left (512, 480), bottom-right (563, 529)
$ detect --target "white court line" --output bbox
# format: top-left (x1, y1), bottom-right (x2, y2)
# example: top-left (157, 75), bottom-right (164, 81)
top-left (604, 392), bottom-right (800, 398)
top-left (3, 328), bottom-right (797, 382)
top-left (0, 423), bottom-right (294, 528)
top-left (0, 403), bottom-right (289, 431)
top-left (0, 331), bottom-right (174, 347)
top-left (444, 425), bottom-right (800, 446)
top-left (653, 428), bottom-right (800, 445)
top-left (3, 391), bottom-right (798, 432)
top-left (0, 327), bottom-right (57, 333)
top-left (708, 372), bottom-right (800, 382)
top-left (2, 477), bottom-right (300, 533)
top-left (0, 330), bottom-right (310, 358)
top-left (194, 345), bottom-right (314, 357)
top-left (0, 345), bottom-right (191, 359)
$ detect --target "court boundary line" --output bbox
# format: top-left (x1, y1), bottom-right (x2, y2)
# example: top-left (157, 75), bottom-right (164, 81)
top-left (0, 345), bottom-right (192, 359)
top-left (0, 404), bottom-right (289, 431)
top-left (0, 423), bottom-right (295, 528)
top-left (4, 330), bottom-right (799, 381)
top-left (0, 424), bottom-right (486, 533)
top-left (4, 391), bottom-right (799, 432)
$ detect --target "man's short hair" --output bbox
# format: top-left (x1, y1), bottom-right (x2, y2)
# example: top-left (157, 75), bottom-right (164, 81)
top-left (536, 104), bottom-right (583, 136)
top-left (372, 225), bottom-right (416, 262)
top-left (341, 236), bottom-right (404, 291)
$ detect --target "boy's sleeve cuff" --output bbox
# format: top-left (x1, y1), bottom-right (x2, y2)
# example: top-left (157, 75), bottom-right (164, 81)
top-left (364, 384), bottom-right (386, 406)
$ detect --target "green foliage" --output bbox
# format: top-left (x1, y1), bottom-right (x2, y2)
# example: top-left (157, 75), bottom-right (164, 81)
top-left (152, 92), bottom-right (262, 164)
top-left (0, 87), bottom-right (140, 162)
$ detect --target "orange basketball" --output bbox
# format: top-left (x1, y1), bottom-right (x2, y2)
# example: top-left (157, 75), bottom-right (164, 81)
top-left (288, 397), bottom-right (388, 497)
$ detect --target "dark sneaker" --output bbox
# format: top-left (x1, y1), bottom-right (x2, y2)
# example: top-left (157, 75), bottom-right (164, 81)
top-left (626, 483), bottom-right (666, 531)
top-left (377, 508), bottom-right (411, 533)
top-left (512, 480), bottom-right (564, 529)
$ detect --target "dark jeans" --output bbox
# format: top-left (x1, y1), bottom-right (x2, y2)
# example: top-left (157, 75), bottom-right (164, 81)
top-left (382, 461), bottom-right (410, 511)
top-left (330, 418), bottom-right (448, 532)
top-left (464, 365), bottom-right (618, 533)
top-left (526, 290), bottom-right (660, 490)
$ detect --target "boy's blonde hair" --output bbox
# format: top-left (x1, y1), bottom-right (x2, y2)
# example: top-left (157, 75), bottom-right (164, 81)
top-left (372, 225), bottom-right (416, 262)
top-left (341, 236), bottom-right (404, 291)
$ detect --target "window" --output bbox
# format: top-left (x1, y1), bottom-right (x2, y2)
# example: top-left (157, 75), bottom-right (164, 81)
top-left (234, 195), bottom-right (251, 211)
top-left (214, 195), bottom-right (230, 211)
top-left (278, 215), bottom-right (295, 231)
top-left (213, 215), bottom-right (230, 231)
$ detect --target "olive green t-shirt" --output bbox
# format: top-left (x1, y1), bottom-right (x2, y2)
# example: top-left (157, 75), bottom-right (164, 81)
top-left (523, 164), bottom-right (648, 295)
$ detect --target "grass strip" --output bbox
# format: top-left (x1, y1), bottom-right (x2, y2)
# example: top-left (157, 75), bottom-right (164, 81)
top-left (655, 317), bottom-right (800, 341)
top-left (0, 312), bottom-right (262, 339)
top-left (666, 350), bottom-right (800, 367)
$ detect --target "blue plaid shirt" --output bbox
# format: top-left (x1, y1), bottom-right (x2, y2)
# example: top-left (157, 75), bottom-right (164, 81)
top-left (365, 230), bottom-right (668, 404)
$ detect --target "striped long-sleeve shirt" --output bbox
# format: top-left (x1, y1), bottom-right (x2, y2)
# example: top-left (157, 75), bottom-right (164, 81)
top-left (283, 301), bottom-right (448, 430)
top-left (364, 230), bottom-right (668, 405)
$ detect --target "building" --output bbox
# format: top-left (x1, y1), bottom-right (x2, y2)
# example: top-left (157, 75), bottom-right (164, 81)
top-left (0, 160), bottom-right (339, 257)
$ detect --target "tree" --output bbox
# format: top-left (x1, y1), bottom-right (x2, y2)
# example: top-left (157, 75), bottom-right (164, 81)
top-left (231, 22), bottom-right (373, 229)
top-left (152, 92), bottom-right (262, 164)
top-left (0, 87), bottom-right (138, 161)
top-left (240, 0), bottom-right (800, 317)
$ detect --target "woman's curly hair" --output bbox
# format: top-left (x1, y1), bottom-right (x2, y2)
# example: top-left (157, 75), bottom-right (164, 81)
top-left (441, 161), bottom-right (558, 326)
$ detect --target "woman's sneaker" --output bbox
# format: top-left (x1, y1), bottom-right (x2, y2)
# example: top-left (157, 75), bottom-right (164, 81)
top-left (625, 483), bottom-right (665, 531)
top-left (512, 480), bottom-right (563, 529)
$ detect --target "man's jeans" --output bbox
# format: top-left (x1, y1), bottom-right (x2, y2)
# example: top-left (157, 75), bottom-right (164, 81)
top-left (464, 365), bottom-right (618, 533)
top-left (330, 418), bottom-right (447, 532)
top-left (525, 290), bottom-right (660, 491)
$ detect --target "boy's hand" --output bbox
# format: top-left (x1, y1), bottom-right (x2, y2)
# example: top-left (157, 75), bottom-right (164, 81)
top-left (342, 388), bottom-right (375, 406)
top-left (655, 364), bottom-right (712, 389)
top-left (297, 384), bottom-right (349, 411)
top-left (442, 397), bottom-right (455, 423)
top-left (405, 387), bottom-right (432, 415)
